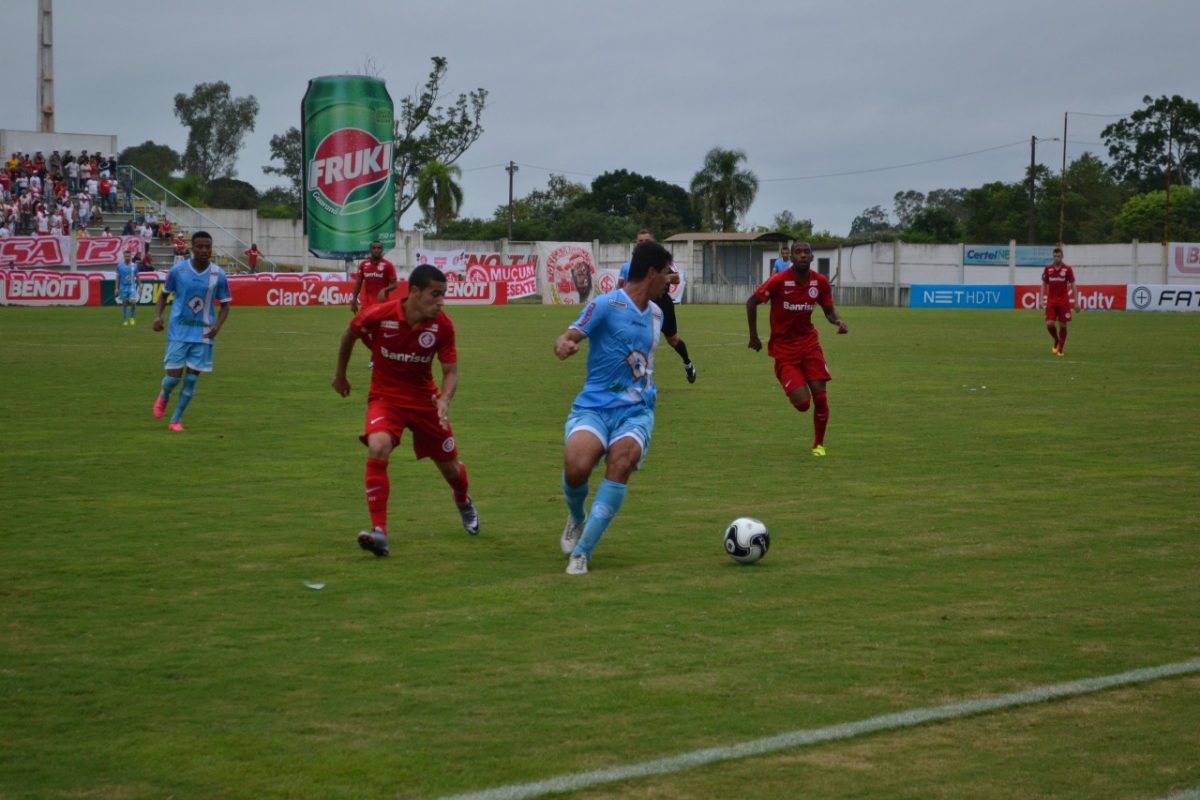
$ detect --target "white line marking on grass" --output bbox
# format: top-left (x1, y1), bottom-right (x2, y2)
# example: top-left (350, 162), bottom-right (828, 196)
top-left (440, 658), bottom-right (1200, 800)
top-left (1160, 790), bottom-right (1200, 800)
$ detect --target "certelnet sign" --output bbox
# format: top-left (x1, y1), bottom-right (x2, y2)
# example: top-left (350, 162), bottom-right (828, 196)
top-left (1127, 285), bottom-right (1200, 312)
top-left (911, 285), bottom-right (1015, 309)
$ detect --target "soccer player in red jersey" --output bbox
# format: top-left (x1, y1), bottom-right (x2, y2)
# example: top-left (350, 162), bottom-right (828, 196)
top-left (332, 264), bottom-right (479, 556)
top-left (349, 240), bottom-right (398, 313)
top-left (1038, 246), bottom-right (1076, 356)
top-left (746, 241), bottom-right (849, 457)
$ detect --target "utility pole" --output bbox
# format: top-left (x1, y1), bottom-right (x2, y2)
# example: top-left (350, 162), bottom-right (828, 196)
top-left (1164, 107), bottom-right (1174, 245)
top-left (505, 161), bottom-right (519, 241)
top-left (1022, 135), bottom-right (1060, 244)
top-left (1027, 135), bottom-right (1038, 244)
top-left (37, 0), bottom-right (54, 132)
top-left (1058, 112), bottom-right (1068, 245)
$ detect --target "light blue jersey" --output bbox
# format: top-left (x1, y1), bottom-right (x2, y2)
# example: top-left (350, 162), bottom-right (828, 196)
top-left (773, 257), bottom-right (791, 273)
top-left (117, 261), bottom-right (138, 290)
top-left (619, 260), bottom-right (630, 283)
top-left (164, 261), bottom-right (231, 343)
top-left (569, 289), bottom-right (662, 410)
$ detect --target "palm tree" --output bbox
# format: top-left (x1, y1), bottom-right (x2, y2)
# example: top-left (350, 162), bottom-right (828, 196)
top-left (415, 160), bottom-right (464, 235)
top-left (689, 147), bottom-right (759, 232)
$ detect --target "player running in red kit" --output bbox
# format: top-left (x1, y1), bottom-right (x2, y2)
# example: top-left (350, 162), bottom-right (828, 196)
top-left (332, 264), bottom-right (479, 556)
top-left (746, 241), bottom-right (849, 457)
top-left (1038, 246), bottom-right (1076, 356)
top-left (349, 240), bottom-right (398, 313)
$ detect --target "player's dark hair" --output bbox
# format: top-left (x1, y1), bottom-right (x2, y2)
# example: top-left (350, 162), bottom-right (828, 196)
top-left (409, 263), bottom-right (447, 289)
top-left (191, 230), bottom-right (213, 243)
top-left (1053, 247), bottom-right (1063, 254)
top-left (627, 241), bottom-right (672, 282)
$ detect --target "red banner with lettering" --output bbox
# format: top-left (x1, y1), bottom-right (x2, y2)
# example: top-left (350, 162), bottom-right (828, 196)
top-left (1014, 284), bottom-right (1127, 311)
top-left (0, 235), bottom-right (145, 268)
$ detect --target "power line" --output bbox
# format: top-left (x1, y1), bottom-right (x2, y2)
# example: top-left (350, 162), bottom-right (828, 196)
top-left (760, 140), bottom-right (1029, 183)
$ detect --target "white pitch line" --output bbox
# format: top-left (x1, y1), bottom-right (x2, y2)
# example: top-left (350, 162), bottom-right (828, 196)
top-left (440, 658), bottom-right (1200, 800)
top-left (1160, 791), bottom-right (1200, 800)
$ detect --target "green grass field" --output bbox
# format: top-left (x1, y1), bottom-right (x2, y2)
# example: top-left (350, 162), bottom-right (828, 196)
top-left (1, 302), bottom-right (1198, 799)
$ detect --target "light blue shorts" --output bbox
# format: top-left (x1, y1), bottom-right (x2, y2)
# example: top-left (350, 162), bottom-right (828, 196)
top-left (164, 340), bottom-right (214, 372)
top-left (564, 403), bottom-right (655, 462)
top-left (118, 286), bottom-right (138, 302)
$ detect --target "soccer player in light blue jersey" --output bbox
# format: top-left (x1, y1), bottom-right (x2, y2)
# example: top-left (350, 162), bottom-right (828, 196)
top-left (116, 250), bottom-right (140, 326)
top-left (555, 240), bottom-right (674, 575)
top-left (151, 231), bottom-right (231, 432)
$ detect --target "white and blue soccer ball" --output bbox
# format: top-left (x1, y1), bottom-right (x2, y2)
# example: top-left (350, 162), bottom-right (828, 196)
top-left (724, 517), bottom-right (769, 564)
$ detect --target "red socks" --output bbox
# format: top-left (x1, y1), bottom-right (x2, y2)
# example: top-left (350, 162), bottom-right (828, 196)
top-left (365, 457), bottom-right (390, 531)
top-left (1057, 326), bottom-right (1068, 351)
top-left (446, 462), bottom-right (470, 505)
top-left (812, 390), bottom-right (829, 448)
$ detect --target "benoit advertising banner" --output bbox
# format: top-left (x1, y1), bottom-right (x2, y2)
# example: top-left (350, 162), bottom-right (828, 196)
top-left (0, 235), bottom-right (146, 268)
top-left (0, 269), bottom-right (104, 306)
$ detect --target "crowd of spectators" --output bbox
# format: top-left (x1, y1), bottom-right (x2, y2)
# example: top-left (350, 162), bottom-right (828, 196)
top-left (1, 150), bottom-right (174, 251)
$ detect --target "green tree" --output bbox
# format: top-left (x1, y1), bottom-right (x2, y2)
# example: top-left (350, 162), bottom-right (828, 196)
top-left (415, 160), bottom-right (464, 235)
top-left (394, 57), bottom-right (488, 223)
top-left (258, 187), bottom-right (301, 220)
top-left (207, 177), bottom-right (259, 210)
top-left (1111, 186), bottom-right (1200, 242)
top-left (173, 81), bottom-right (259, 182)
top-left (262, 126), bottom-right (302, 211)
top-left (117, 141), bottom-right (181, 183)
top-left (772, 210), bottom-right (814, 239)
top-left (1037, 153), bottom-right (1132, 243)
top-left (892, 190), bottom-right (926, 229)
top-left (689, 148), bottom-right (758, 232)
top-left (907, 207), bottom-right (961, 242)
top-left (961, 181), bottom-right (1027, 241)
top-left (1102, 94), bottom-right (1200, 193)
top-left (553, 207), bottom-right (638, 243)
top-left (849, 205), bottom-right (893, 237)
top-left (579, 169), bottom-right (698, 233)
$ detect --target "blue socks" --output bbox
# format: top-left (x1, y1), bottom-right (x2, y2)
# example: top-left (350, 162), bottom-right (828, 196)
top-left (562, 473), bottom-right (588, 525)
top-left (575, 479), bottom-right (627, 559)
top-left (170, 373), bottom-right (199, 423)
top-left (160, 374), bottom-right (181, 401)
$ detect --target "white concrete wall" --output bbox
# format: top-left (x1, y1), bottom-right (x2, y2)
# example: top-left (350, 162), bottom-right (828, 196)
top-left (1, 129), bottom-right (118, 158)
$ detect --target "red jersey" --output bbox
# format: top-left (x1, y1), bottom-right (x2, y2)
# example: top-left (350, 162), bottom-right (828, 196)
top-left (753, 268), bottom-right (834, 360)
top-left (349, 297), bottom-right (456, 410)
top-left (355, 257), bottom-right (397, 307)
top-left (1041, 263), bottom-right (1075, 303)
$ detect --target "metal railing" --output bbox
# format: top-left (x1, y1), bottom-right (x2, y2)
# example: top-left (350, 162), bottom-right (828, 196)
top-left (115, 165), bottom-right (278, 273)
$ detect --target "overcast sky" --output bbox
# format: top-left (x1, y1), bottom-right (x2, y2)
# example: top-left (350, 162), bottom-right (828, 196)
top-left (3, 0), bottom-right (1196, 235)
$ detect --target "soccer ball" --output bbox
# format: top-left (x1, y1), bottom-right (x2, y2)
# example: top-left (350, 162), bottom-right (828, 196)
top-left (724, 517), bottom-right (769, 564)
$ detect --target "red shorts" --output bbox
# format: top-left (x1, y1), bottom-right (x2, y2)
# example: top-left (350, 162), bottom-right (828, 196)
top-left (773, 348), bottom-right (831, 394)
top-left (361, 397), bottom-right (458, 461)
top-left (1045, 302), bottom-right (1072, 323)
